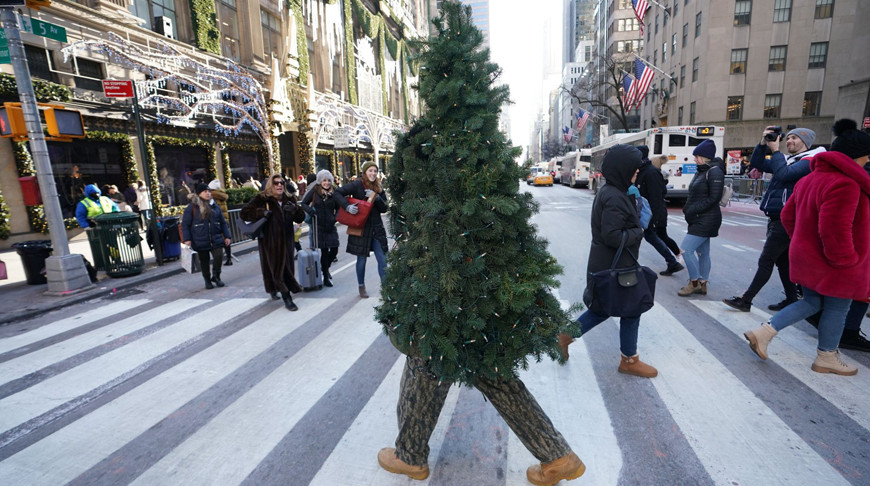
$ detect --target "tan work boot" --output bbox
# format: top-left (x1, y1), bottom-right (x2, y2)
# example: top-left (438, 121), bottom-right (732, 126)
top-left (558, 333), bottom-right (575, 360)
top-left (678, 280), bottom-right (703, 297)
top-left (359, 285), bottom-right (369, 298)
top-left (698, 280), bottom-right (708, 295)
top-left (526, 451), bottom-right (586, 486)
top-left (811, 349), bottom-right (858, 376)
top-left (377, 447), bottom-right (430, 480)
top-left (744, 322), bottom-right (778, 360)
top-left (618, 354), bottom-right (658, 378)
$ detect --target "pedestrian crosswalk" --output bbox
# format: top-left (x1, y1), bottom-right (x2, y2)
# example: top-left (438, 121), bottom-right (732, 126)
top-left (0, 293), bottom-right (867, 485)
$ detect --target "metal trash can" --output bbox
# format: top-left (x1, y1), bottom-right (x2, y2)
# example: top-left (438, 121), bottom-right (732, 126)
top-left (158, 216), bottom-right (182, 260)
top-left (93, 212), bottom-right (145, 277)
top-left (86, 229), bottom-right (105, 271)
top-left (12, 240), bottom-right (52, 285)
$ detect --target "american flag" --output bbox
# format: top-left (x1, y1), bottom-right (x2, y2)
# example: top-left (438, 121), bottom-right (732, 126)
top-left (622, 74), bottom-right (636, 110)
top-left (632, 0), bottom-right (650, 35)
top-left (632, 59), bottom-right (655, 110)
top-left (577, 109), bottom-right (590, 132)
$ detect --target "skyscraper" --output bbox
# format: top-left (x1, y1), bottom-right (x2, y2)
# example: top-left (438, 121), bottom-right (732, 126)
top-left (456, 0), bottom-right (490, 49)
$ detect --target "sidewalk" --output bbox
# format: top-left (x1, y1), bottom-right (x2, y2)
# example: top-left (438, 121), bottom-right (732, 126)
top-left (0, 226), bottom-right (293, 325)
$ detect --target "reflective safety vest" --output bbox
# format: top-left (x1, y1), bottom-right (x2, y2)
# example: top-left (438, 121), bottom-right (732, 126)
top-left (80, 196), bottom-right (115, 218)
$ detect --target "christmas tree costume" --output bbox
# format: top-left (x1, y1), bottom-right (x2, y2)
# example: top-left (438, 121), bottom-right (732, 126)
top-left (375, 3), bottom-right (584, 484)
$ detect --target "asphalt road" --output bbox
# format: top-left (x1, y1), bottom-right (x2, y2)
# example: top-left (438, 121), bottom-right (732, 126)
top-left (0, 182), bottom-right (868, 486)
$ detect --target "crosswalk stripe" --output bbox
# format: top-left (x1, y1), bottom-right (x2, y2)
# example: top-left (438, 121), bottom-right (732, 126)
top-left (0, 299), bottom-right (151, 355)
top-left (641, 304), bottom-right (851, 485)
top-left (129, 298), bottom-right (384, 485)
top-left (0, 299), bottom-right (205, 387)
top-left (0, 298), bottom-right (337, 486)
top-left (0, 298), bottom-right (262, 435)
top-left (692, 301), bottom-right (870, 431)
top-left (722, 244), bottom-right (748, 252)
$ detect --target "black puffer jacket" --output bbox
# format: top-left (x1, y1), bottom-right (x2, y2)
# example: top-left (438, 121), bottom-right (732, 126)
top-left (682, 162), bottom-right (724, 237)
top-left (336, 179), bottom-right (389, 256)
top-left (635, 159), bottom-right (668, 229)
top-left (300, 188), bottom-right (350, 249)
top-left (587, 145), bottom-right (644, 279)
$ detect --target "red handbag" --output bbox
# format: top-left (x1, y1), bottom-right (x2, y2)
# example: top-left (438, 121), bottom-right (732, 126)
top-left (337, 196), bottom-right (374, 228)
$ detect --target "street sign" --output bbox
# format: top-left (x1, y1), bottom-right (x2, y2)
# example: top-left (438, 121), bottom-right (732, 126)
top-left (334, 126), bottom-right (355, 149)
top-left (0, 29), bottom-right (8, 64)
top-left (30, 18), bottom-right (66, 43)
top-left (864, 117), bottom-right (870, 129)
top-left (102, 80), bottom-right (135, 98)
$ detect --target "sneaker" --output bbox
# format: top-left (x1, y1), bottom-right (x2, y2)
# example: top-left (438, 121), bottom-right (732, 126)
top-left (659, 262), bottom-right (685, 276)
top-left (723, 296), bottom-right (751, 312)
top-left (377, 448), bottom-right (429, 480)
top-left (767, 299), bottom-right (796, 311)
top-left (840, 329), bottom-right (870, 352)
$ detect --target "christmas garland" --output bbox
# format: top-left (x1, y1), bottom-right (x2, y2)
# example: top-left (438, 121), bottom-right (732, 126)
top-left (189, 0), bottom-right (221, 55)
top-left (0, 179), bottom-right (9, 239)
top-left (146, 135), bottom-right (216, 216)
top-left (298, 130), bottom-right (313, 174)
top-left (343, 0), bottom-right (358, 105)
top-left (86, 131), bottom-right (139, 184)
top-left (288, 0), bottom-right (310, 85)
top-left (0, 73), bottom-right (72, 102)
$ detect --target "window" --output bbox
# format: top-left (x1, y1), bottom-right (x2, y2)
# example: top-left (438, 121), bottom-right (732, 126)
top-left (769, 46), bottom-right (787, 71)
top-left (692, 57), bottom-right (699, 81)
top-left (727, 96), bottom-right (743, 120)
top-left (803, 91), bottom-right (822, 116)
top-left (680, 65), bottom-right (686, 88)
top-left (672, 33), bottom-right (677, 55)
top-left (662, 41), bottom-right (667, 62)
top-left (774, 0), bottom-right (791, 22)
top-left (24, 45), bottom-right (55, 82)
top-left (654, 50), bottom-right (658, 65)
top-left (695, 12), bottom-right (702, 37)
top-left (655, 15), bottom-right (659, 34)
top-left (219, 0), bottom-right (240, 61)
top-left (663, 9), bottom-right (668, 27)
top-left (47, 140), bottom-right (128, 219)
top-left (74, 58), bottom-right (104, 91)
top-left (690, 101), bottom-right (696, 124)
top-left (678, 106), bottom-right (684, 124)
top-left (682, 23), bottom-right (688, 47)
top-left (815, 0), bottom-right (834, 18)
top-left (673, 1), bottom-right (678, 16)
top-left (730, 49), bottom-right (747, 74)
top-left (808, 42), bottom-right (828, 68)
top-left (261, 9), bottom-right (281, 59)
top-left (734, 1), bottom-right (752, 25)
top-left (617, 18), bottom-right (639, 31)
top-left (764, 94), bottom-right (782, 118)
top-left (129, 0), bottom-right (178, 39)
top-left (617, 41), bottom-right (637, 53)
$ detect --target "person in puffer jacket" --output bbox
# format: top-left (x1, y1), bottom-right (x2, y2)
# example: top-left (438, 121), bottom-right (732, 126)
top-left (182, 183), bottom-right (231, 290)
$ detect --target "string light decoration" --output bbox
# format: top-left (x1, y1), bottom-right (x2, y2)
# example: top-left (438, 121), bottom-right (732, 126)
top-left (61, 33), bottom-right (274, 164)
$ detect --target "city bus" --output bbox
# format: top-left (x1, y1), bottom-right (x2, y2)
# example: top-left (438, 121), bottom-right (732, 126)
top-left (546, 156), bottom-right (563, 184)
top-left (589, 126), bottom-right (725, 199)
top-left (560, 149), bottom-right (592, 188)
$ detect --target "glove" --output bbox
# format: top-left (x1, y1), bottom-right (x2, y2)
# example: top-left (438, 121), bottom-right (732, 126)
top-left (263, 210), bottom-right (272, 218)
top-left (364, 189), bottom-right (374, 199)
top-left (346, 204), bottom-right (359, 215)
top-left (87, 218), bottom-right (97, 227)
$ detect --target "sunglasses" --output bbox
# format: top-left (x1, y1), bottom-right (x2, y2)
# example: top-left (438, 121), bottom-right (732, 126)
top-left (272, 180), bottom-right (285, 186)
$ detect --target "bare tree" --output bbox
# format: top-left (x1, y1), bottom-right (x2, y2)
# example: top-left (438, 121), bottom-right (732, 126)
top-left (560, 54), bottom-right (639, 134)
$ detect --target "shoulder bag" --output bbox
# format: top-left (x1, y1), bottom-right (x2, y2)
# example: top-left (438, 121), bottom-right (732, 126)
top-left (583, 231), bottom-right (658, 317)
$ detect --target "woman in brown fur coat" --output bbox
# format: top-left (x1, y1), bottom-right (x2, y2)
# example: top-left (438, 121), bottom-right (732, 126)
top-left (241, 174), bottom-right (307, 310)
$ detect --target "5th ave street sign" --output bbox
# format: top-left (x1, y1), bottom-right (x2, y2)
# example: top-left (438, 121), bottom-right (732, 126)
top-left (30, 18), bottom-right (66, 42)
top-left (0, 29), bottom-right (8, 64)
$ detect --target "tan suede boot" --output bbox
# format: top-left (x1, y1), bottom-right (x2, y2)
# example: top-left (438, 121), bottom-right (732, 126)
top-left (618, 354), bottom-right (658, 378)
top-left (526, 451), bottom-right (586, 486)
top-left (744, 322), bottom-right (778, 360)
top-left (359, 285), bottom-right (369, 298)
top-left (811, 349), bottom-right (858, 376)
top-left (678, 280), bottom-right (702, 297)
top-left (558, 333), bottom-right (575, 360)
top-left (698, 280), bottom-right (708, 295)
top-left (377, 447), bottom-right (430, 480)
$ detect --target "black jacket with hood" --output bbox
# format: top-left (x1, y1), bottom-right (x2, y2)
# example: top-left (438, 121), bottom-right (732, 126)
top-left (682, 158), bottom-right (724, 238)
top-left (635, 159), bottom-right (668, 228)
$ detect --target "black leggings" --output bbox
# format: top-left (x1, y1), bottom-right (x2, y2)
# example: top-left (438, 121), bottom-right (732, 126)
top-left (197, 248), bottom-right (223, 281)
top-left (322, 247), bottom-right (338, 275)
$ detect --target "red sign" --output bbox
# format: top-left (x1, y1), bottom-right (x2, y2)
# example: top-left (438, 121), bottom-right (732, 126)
top-left (864, 117), bottom-right (870, 129)
top-left (102, 80), bottom-right (134, 98)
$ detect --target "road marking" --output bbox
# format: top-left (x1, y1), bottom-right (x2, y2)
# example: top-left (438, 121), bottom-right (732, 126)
top-left (0, 299), bottom-right (204, 384)
top-left (130, 298), bottom-right (384, 485)
top-left (0, 298), bottom-right (337, 486)
top-left (721, 244), bottom-right (748, 252)
top-left (693, 300), bottom-right (870, 432)
top-left (0, 300), bottom-right (151, 355)
top-left (330, 261), bottom-right (355, 276)
top-left (0, 299), bottom-right (262, 434)
top-left (641, 304), bottom-right (851, 486)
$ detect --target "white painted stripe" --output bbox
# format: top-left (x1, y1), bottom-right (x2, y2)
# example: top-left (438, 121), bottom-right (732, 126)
top-left (721, 244), bottom-right (748, 252)
top-left (309, 356), bottom-right (462, 486)
top-left (130, 298), bottom-right (384, 486)
top-left (0, 298), bottom-right (337, 486)
top-left (0, 300), bottom-right (151, 355)
top-left (0, 299), bottom-right (204, 384)
top-left (642, 304), bottom-right (851, 485)
top-left (0, 298), bottom-right (263, 433)
top-left (693, 300), bottom-right (870, 432)
top-left (330, 261), bottom-right (355, 276)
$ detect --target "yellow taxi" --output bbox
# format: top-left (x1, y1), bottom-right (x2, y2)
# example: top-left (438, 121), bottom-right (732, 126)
top-left (533, 171), bottom-right (554, 186)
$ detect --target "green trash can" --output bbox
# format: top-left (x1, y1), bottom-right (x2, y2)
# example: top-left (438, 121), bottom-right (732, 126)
top-left (93, 212), bottom-right (145, 277)
top-left (86, 229), bottom-right (105, 271)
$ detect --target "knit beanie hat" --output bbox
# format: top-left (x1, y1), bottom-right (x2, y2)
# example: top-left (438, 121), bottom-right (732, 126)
top-left (207, 179), bottom-right (221, 190)
top-left (194, 182), bottom-right (210, 195)
top-left (830, 119), bottom-right (870, 159)
top-left (361, 161), bottom-right (378, 175)
top-left (692, 139), bottom-right (716, 160)
top-left (786, 127), bottom-right (816, 150)
top-left (315, 169), bottom-right (334, 185)
top-left (637, 145), bottom-right (650, 160)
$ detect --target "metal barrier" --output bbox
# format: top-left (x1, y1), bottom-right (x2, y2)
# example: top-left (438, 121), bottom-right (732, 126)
top-left (725, 176), bottom-right (767, 203)
top-left (226, 209), bottom-right (250, 244)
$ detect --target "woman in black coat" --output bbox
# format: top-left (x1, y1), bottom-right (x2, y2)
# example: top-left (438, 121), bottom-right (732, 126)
top-left (181, 183), bottom-right (231, 289)
top-left (337, 161), bottom-right (388, 298)
top-left (678, 140), bottom-right (724, 297)
top-left (300, 170), bottom-right (353, 287)
top-left (559, 144), bottom-right (658, 378)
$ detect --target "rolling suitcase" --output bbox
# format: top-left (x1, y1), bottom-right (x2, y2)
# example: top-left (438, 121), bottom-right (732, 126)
top-left (296, 214), bottom-right (322, 291)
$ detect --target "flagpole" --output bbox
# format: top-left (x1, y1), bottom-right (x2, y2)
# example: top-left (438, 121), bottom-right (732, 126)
top-left (634, 56), bottom-right (675, 81)
top-left (647, 0), bottom-right (671, 13)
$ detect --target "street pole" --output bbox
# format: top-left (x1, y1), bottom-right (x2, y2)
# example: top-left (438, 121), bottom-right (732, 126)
top-left (132, 82), bottom-right (163, 265)
top-left (0, 7), bottom-right (92, 293)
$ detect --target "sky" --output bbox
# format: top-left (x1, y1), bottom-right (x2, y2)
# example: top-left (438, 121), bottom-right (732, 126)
top-left (489, 0), bottom-right (563, 151)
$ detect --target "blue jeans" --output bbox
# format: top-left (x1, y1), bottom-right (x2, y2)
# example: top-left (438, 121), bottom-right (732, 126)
top-left (681, 234), bottom-right (711, 281)
top-left (644, 227), bottom-right (677, 265)
top-left (574, 309), bottom-right (641, 357)
top-left (356, 238), bottom-right (386, 285)
top-left (770, 287), bottom-right (852, 351)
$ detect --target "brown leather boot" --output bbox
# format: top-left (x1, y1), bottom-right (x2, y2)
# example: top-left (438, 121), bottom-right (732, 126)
top-left (526, 451), bottom-right (586, 486)
top-left (618, 354), bottom-right (658, 378)
top-left (359, 285), bottom-right (369, 298)
top-left (558, 333), bottom-right (575, 360)
top-left (678, 280), bottom-right (702, 297)
top-left (377, 447), bottom-right (429, 480)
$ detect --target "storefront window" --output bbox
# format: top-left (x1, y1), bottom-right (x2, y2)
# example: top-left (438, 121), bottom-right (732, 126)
top-left (228, 150), bottom-right (261, 187)
top-left (155, 146), bottom-right (209, 206)
top-left (47, 140), bottom-right (126, 219)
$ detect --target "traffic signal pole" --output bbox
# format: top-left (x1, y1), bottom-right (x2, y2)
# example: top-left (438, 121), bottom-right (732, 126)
top-left (1, 7), bottom-right (92, 293)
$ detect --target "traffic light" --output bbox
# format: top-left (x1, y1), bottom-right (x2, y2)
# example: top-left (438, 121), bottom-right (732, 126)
top-left (0, 103), bottom-right (27, 139)
top-left (44, 107), bottom-right (85, 139)
top-left (25, 0), bottom-right (51, 9)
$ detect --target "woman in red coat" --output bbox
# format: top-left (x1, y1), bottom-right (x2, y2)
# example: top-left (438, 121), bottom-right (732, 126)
top-left (744, 121), bottom-right (870, 376)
